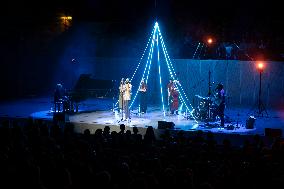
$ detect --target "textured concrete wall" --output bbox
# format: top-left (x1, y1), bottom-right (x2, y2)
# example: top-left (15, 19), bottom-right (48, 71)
top-left (78, 58), bottom-right (284, 109)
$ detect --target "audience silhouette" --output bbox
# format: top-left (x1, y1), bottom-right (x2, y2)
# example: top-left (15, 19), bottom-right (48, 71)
top-left (0, 118), bottom-right (283, 189)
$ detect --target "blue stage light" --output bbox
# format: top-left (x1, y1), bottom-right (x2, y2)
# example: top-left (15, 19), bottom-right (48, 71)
top-left (158, 28), bottom-right (191, 104)
top-left (193, 42), bottom-right (201, 59)
top-left (114, 27), bottom-right (156, 108)
top-left (156, 33), bottom-right (166, 116)
top-left (179, 103), bottom-right (183, 112)
top-left (130, 26), bottom-right (156, 82)
top-left (145, 38), bottom-right (155, 84)
top-left (160, 47), bottom-right (197, 121)
top-left (130, 26), bottom-right (157, 108)
top-left (125, 22), bottom-right (198, 123)
top-left (197, 43), bottom-right (204, 59)
top-left (157, 26), bottom-right (198, 123)
top-left (129, 40), bottom-right (155, 108)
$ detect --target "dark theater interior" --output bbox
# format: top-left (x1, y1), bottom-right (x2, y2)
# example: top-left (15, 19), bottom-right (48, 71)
top-left (1, 0), bottom-right (284, 188)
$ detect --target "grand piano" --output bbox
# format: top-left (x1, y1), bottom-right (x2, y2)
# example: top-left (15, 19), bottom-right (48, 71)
top-left (67, 74), bottom-right (115, 112)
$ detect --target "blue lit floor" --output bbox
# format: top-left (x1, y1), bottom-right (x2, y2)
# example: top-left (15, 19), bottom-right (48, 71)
top-left (1, 96), bottom-right (284, 138)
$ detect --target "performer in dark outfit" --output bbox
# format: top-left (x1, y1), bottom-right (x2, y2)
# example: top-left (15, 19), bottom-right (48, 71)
top-left (213, 83), bottom-right (226, 126)
top-left (54, 83), bottom-right (70, 112)
top-left (54, 83), bottom-right (64, 112)
top-left (139, 78), bottom-right (147, 113)
top-left (169, 87), bottom-right (179, 115)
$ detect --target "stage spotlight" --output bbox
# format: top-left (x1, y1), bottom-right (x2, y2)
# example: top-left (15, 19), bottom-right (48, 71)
top-left (257, 62), bottom-right (264, 72)
top-left (254, 61), bottom-right (268, 117)
top-left (60, 15), bottom-right (73, 31)
top-left (207, 38), bottom-right (213, 44)
top-left (60, 16), bottom-right (72, 20)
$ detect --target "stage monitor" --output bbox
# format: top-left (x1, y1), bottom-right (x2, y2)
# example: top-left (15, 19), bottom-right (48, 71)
top-left (158, 121), bottom-right (175, 129)
top-left (265, 128), bottom-right (282, 138)
top-left (246, 116), bottom-right (256, 129)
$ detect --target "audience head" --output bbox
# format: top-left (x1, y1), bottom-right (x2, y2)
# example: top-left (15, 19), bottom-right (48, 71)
top-left (104, 126), bottom-right (110, 133)
top-left (133, 126), bottom-right (138, 134)
top-left (120, 124), bottom-right (126, 131)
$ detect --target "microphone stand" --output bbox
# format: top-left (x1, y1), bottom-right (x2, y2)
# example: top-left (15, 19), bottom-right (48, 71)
top-left (121, 88), bottom-right (124, 121)
top-left (191, 79), bottom-right (205, 107)
top-left (207, 70), bottom-right (212, 120)
top-left (117, 83), bottom-right (124, 122)
top-left (208, 70), bottom-right (212, 96)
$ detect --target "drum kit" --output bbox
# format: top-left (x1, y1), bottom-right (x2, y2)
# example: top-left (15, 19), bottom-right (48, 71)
top-left (192, 94), bottom-right (219, 122)
top-left (191, 70), bottom-right (223, 122)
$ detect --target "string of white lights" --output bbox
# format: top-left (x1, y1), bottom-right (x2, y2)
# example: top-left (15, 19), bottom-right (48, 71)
top-left (156, 32), bottom-right (166, 116)
top-left (158, 32), bottom-right (191, 113)
top-left (130, 26), bottom-right (156, 82)
top-left (157, 24), bottom-right (198, 123)
top-left (116, 22), bottom-right (199, 123)
top-left (157, 27), bottom-right (191, 107)
top-left (197, 43), bottom-right (204, 59)
top-left (193, 42), bottom-right (201, 59)
top-left (145, 37), bottom-right (155, 84)
top-left (158, 28), bottom-right (192, 106)
top-left (115, 25), bottom-right (157, 109)
top-left (130, 27), bottom-right (157, 109)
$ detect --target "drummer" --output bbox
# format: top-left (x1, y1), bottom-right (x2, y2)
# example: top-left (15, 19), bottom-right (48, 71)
top-left (213, 83), bottom-right (226, 126)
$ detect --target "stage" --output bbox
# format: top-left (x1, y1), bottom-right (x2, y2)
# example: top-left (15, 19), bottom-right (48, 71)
top-left (1, 96), bottom-right (284, 140)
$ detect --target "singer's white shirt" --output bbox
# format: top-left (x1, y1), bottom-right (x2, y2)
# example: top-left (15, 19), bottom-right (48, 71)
top-left (123, 83), bottom-right (132, 101)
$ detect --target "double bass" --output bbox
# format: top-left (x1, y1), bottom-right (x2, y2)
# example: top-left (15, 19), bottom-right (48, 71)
top-left (169, 88), bottom-right (179, 114)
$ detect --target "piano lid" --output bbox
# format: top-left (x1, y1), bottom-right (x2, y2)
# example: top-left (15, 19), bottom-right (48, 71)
top-left (74, 74), bottom-right (114, 90)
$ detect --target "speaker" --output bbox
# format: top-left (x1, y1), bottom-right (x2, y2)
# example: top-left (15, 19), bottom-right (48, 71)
top-left (158, 121), bottom-right (175, 129)
top-left (226, 124), bottom-right (234, 130)
top-left (246, 116), bottom-right (256, 129)
top-left (158, 121), bottom-right (166, 129)
top-left (53, 112), bottom-right (66, 122)
top-left (265, 128), bottom-right (282, 138)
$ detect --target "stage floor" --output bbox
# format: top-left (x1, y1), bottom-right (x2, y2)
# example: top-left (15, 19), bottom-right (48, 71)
top-left (29, 108), bottom-right (266, 136)
top-left (1, 96), bottom-right (284, 137)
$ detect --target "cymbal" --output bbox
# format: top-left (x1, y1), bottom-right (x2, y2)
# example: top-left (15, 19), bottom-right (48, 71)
top-left (195, 95), bottom-right (214, 101)
top-left (195, 95), bottom-right (207, 99)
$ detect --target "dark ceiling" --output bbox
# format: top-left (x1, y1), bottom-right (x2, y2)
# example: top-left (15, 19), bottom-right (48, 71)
top-left (3, 0), bottom-right (282, 28)
top-left (1, 0), bottom-right (283, 47)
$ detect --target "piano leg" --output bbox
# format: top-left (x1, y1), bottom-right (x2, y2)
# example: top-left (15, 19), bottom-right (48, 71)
top-left (70, 101), bottom-right (74, 113)
top-left (54, 101), bottom-right (62, 113)
top-left (75, 103), bottom-right (79, 113)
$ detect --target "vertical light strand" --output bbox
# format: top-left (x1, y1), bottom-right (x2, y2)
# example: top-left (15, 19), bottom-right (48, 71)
top-left (145, 37), bottom-right (155, 84)
top-left (158, 29), bottom-right (190, 109)
top-left (197, 43), bottom-right (204, 59)
top-left (115, 25), bottom-right (156, 108)
top-left (156, 31), bottom-right (165, 116)
top-left (158, 28), bottom-right (192, 106)
top-left (130, 28), bottom-right (157, 108)
top-left (192, 42), bottom-right (201, 59)
top-left (129, 40), bottom-right (155, 108)
top-left (161, 38), bottom-right (198, 123)
top-left (157, 26), bottom-right (198, 123)
top-left (158, 30), bottom-right (189, 111)
top-left (130, 26), bottom-right (156, 82)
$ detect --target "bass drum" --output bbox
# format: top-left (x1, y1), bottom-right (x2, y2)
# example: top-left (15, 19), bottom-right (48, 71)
top-left (192, 107), bottom-right (209, 120)
top-left (192, 105), bottom-right (218, 121)
top-left (199, 98), bottom-right (211, 109)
